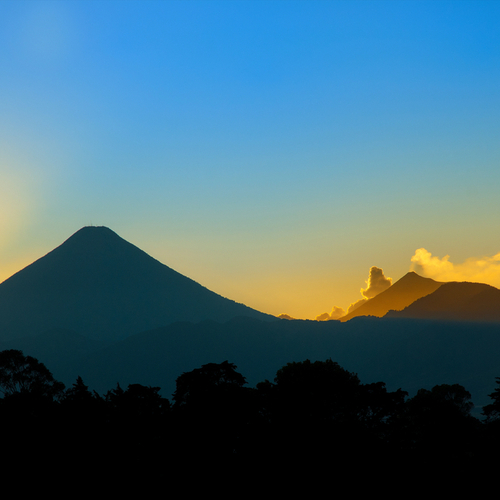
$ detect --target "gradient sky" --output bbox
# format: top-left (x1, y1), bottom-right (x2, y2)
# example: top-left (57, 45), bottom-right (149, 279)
top-left (1, 0), bottom-right (500, 319)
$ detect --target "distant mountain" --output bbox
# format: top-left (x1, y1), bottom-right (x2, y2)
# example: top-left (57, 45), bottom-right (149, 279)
top-left (340, 272), bottom-right (443, 321)
top-left (0, 226), bottom-right (275, 342)
top-left (385, 281), bottom-right (500, 322)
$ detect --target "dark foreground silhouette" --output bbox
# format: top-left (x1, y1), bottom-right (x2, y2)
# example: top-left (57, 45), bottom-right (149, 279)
top-left (1, 349), bottom-right (500, 482)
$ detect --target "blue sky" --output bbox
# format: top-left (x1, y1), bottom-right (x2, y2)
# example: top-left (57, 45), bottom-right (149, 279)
top-left (1, 0), bottom-right (500, 319)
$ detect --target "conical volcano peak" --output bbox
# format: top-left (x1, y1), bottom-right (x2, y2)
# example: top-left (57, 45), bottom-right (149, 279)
top-left (77, 225), bottom-right (112, 231)
top-left (65, 225), bottom-right (118, 238)
top-left (0, 226), bottom-right (274, 342)
top-left (57, 226), bottom-right (129, 251)
top-left (44, 225), bottom-right (158, 272)
top-left (76, 225), bottom-right (116, 234)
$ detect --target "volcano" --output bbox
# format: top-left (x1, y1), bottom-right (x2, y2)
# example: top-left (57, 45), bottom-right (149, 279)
top-left (340, 271), bottom-right (443, 321)
top-left (0, 226), bottom-right (275, 342)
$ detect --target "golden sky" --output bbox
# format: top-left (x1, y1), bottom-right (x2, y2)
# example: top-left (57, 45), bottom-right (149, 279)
top-left (1, 1), bottom-right (500, 319)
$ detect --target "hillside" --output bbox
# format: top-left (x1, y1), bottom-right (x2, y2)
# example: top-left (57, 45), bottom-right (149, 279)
top-left (386, 281), bottom-right (500, 322)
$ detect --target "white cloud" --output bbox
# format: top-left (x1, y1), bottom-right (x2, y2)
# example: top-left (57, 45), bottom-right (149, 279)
top-left (361, 266), bottom-right (392, 299)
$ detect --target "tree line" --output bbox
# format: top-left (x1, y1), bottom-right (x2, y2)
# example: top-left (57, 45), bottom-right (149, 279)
top-left (1, 349), bottom-right (500, 476)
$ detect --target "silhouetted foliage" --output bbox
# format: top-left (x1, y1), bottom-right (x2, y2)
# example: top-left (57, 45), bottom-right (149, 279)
top-left (0, 350), bottom-right (67, 469)
top-left (257, 359), bottom-right (409, 467)
top-left (63, 376), bottom-right (100, 404)
top-left (173, 360), bottom-right (246, 407)
top-left (56, 377), bottom-right (107, 467)
top-left (106, 382), bottom-right (169, 418)
top-left (402, 383), bottom-right (478, 464)
top-left (358, 381), bottom-right (407, 427)
top-left (0, 348), bottom-right (493, 475)
top-left (272, 359), bottom-right (362, 425)
top-left (432, 383), bottom-right (473, 416)
top-left (0, 349), bottom-right (65, 400)
top-left (406, 383), bottom-right (473, 418)
top-left (60, 375), bottom-right (105, 424)
top-left (172, 361), bottom-right (252, 465)
top-left (482, 377), bottom-right (500, 421)
top-left (271, 358), bottom-right (406, 426)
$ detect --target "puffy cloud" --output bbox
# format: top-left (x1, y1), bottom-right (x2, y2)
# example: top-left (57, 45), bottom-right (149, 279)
top-left (315, 267), bottom-right (391, 321)
top-left (361, 266), bottom-right (393, 299)
top-left (315, 306), bottom-right (347, 321)
top-left (315, 312), bottom-right (332, 321)
top-left (410, 248), bottom-right (500, 287)
top-left (278, 313), bottom-right (295, 320)
top-left (329, 306), bottom-right (347, 320)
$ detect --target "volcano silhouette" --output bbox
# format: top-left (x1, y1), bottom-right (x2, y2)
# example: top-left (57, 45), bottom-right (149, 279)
top-left (339, 271), bottom-right (443, 321)
top-left (0, 226), bottom-right (275, 342)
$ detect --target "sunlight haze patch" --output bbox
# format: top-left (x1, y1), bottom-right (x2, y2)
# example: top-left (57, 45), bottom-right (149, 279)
top-left (0, 164), bottom-right (39, 248)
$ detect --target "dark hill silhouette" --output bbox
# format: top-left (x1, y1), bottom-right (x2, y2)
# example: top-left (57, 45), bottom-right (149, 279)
top-left (385, 281), bottom-right (500, 322)
top-left (8, 315), bottom-right (497, 413)
top-left (0, 226), bottom-right (275, 342)
top-left (340, 272), bottom-right (443, 321)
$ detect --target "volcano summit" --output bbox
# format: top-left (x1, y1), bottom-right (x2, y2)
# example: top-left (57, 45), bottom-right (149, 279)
top-left (0, 226), bottom-right (274, 342)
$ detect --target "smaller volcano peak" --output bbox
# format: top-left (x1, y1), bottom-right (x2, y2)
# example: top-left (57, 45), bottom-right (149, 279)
top-left (400, 271), bottom-right (431, 281)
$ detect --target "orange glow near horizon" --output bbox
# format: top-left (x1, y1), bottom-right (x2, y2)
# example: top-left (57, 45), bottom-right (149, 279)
top-left (411, 248), bottom-right (500, 288)
top-left (3, 238), bottom-right (500, 322)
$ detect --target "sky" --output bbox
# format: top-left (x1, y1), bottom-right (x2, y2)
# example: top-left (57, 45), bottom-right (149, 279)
top-left (1, 0), bottom-right (500, 320)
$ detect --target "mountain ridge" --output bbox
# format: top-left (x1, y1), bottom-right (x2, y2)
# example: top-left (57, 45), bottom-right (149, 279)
top-left (340, 271), bottom-right (443, 321)
top-left (385, 280), bottom-right (500, 322)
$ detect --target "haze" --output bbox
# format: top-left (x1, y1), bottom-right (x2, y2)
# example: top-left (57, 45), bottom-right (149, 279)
top-left (1, 1), bottom-right (500, 319)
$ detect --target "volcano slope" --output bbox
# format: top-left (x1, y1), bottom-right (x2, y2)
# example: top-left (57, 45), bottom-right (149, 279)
top-left (0, 226), bottom-right (275, 343)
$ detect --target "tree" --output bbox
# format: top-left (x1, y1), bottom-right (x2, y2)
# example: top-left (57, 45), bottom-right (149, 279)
top-left (483, 377), bottom-right (500, 421)
top-left (173, 360), bottom-right (246, 408)
top-left (63, 376), bottom-right (99, 405)
top-left (105, 383), bottom-right (169, 418)
top-left (407, 384), bottom-right (473, 419)
top-left (171, 361), bottom-right (250, 461)
top-left (358, 381), bottom-right (407, 427)
top-left (402, 383), bottom-right (478, 463)
top-left (0, 349), bottom-right (65, 400)
top-left (60, 376), bottom-right (105, 421)
top-left (259, 359), bottom-right (406, 466)
top-left (272, 358), bottom-right (362, 423)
